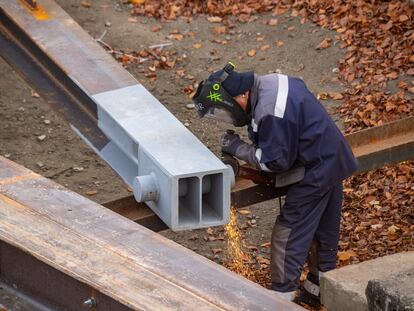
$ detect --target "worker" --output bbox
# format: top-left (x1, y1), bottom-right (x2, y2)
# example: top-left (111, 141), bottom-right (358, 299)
top-left (192, 63), bottom-right (358, 306)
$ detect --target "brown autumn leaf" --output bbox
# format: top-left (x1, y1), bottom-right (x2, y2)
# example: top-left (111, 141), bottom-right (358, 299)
top-left (206, 227), bottom-right (214, 235)
top-left (329, 92), bottom-right (344, 100)
top-left (128, 17), bottom-right (138, 23)
top-left (399, 15), bottom-right (409, 22)
top-left (238, 209), bottom-right (251, 215)
top-left (276, 40), bottom-right (284, 47)
top-left (338, 251), bottom-right (357, 261)
top-left (268, 18), bottom-right (278, 26)
top-left (130, 0), bottom-right (145, 4)
top-left (85, 189), bottom-right (98, 196)
top-left (207, 16), bottom-right (222, 23)
top-left (247, 49), bottom-right (256, 57)
top-left (171, 33), bottom-right (184, 41)
top-left (386, 72), bottom-right (398, 80)
top-left (316, 38), bottom-right (331, 50)
top-left (213, 26), bottom-right (226, 34)
top-left (81, 1), bottom-right (91, 8)
top-left (257, 256), bottom-right (270, 265)
top-left (212, 248), bottom-right (223, 254)
top-left (260, 44), bottom-right (271, 51)
top-left (193, 43), bottom-right (202, 49)
top-left (260, 242), bottom-right (271, 248)
top-left (272, 7), bottom-right (288, 15)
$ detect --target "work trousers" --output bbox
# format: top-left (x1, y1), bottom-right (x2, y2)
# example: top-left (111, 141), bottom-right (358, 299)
top-left (270, 182), bottom-right (343, 292)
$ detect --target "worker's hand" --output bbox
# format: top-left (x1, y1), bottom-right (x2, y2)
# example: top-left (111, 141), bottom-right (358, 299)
top-left (220, 132), bottom-right (244, 156)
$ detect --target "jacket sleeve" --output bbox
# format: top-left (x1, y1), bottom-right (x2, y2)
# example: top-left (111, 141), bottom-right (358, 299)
top-left (256, 115), bottom-right (299, 173)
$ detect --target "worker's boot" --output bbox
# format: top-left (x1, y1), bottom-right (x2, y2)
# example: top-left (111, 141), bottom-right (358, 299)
top-left (294, 272), bottom-right (322, 309)
top-left (294, 272), bottom-right (321, 308)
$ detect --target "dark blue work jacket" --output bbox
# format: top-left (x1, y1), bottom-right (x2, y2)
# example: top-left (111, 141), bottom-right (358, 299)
top-left (248, 74), bottom-right (358, 197)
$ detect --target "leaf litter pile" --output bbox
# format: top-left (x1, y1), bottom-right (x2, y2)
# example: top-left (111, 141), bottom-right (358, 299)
top-left (126, 0), bottom-right (413, 300)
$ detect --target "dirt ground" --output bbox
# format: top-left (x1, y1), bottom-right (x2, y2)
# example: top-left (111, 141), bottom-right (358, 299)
top-left (1, 0), bottom-right (348, 286)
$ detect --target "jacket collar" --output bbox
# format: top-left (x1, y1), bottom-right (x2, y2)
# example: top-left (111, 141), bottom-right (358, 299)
top-left (248, 74), bottom-right (260, 117)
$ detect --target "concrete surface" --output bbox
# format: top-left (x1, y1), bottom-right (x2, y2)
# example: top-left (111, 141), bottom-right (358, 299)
top-left (366, 268), bottom-right (414, 311)
top-left (320, 251), bottom-right (414, 311)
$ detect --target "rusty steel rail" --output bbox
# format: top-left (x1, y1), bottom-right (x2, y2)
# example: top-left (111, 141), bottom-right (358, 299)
top-left (0, 156), bottom-right (303, 311)
top-left (346, 116), bottom-right (414, 173)
top-left (105, 116), bottom-right (414, 232)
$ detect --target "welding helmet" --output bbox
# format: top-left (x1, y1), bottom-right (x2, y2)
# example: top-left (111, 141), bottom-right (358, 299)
top-left (192, 62), bottom-right (252, 127)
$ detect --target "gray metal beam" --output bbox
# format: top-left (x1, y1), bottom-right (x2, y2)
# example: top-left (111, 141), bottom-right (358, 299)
top-left (0, 0), bottom-right (231, 231)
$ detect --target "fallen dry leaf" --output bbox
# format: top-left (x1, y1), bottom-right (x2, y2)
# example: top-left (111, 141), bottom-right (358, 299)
top-left (260, 242), bottom-right (271, 248)
top-left (338, 251), bottom-right (357, 261)
top-left (238, 210), bottom-right (251, 215)
top-left (171, 33), bottom-right (184, 41)
top-left (247, 49), bottom-right (256, 57)
top-left (85, 190), bottom-right (98, 196)
top-left (193, 42), bottom-right (202, 49)
top-left (257, 256), bottom-right (270, 265)
top-left (329, 92), bottom-right (344, 100)
top-left (207, 16), bottom-right (223, 23)
top-left (81, 1), bottom-right (91, 8)
top-left (260, 44), bottom-right (271, 51)
top-left (268, 18), bottom-right (278, 26)
top-left (276, 40), bottom-right (284, 47)
top-left (316, 38), bottom-right (331, 50)
top-left (213, 26), bottom-right (226, 34)
top-left (386, 72), bottom-right (399, 80)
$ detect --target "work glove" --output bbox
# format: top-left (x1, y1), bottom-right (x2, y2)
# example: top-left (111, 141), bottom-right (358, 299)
top-left (220, 132), bottom-right (245, 156)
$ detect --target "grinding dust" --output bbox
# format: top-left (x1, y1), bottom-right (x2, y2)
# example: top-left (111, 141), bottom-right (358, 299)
top-left (224, 207), bottom-right (255, 281)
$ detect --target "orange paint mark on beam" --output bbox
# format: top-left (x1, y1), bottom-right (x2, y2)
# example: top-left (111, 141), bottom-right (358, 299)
top-left (0, 173), bottom-right (39, 185)
top-left (18, 0), bottom-right (51, 21)
top-left (0, 193), bottom-right (26, 209)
